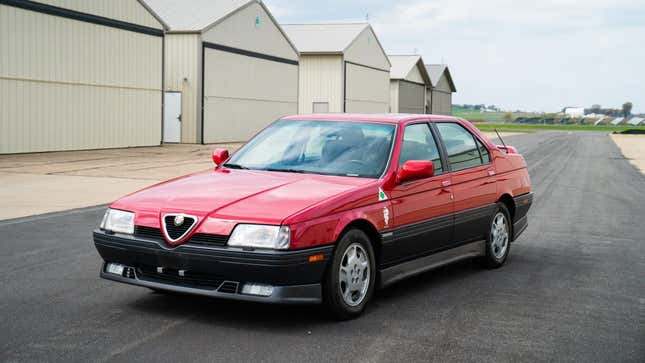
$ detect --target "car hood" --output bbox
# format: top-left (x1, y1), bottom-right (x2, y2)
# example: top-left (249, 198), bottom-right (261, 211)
top-left (111, 169), bottom-right (374, 225)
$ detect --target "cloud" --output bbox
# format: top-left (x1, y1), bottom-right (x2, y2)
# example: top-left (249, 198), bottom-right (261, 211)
top-left (266, 0), bottom-right (645, 112)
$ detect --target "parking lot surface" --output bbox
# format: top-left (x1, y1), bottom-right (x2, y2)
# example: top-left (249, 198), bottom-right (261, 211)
top-left (1, 131), bottom-right (643, 362)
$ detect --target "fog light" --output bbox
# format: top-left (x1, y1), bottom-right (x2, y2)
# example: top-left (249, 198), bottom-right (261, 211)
top-left (106, 263), bottom-right (125, 276)
top-left (241, 283), bottom-right (274, 297)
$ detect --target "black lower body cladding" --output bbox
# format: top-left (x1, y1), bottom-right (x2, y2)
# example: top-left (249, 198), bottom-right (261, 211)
top-left (93, 230), bottom-right (333, 304)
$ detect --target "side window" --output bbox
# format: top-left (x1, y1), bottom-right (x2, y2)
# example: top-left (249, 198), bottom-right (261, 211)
top-left (399, 123), bottom-right (443, 173)
top-left (476, 138), bottom-right (490, 163)
top-left (436, 123), bottom-right (483, 170)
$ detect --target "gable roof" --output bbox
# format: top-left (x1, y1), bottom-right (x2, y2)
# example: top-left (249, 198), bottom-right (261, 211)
top-left (388, 55), bottom-right (431, 84)
top-left (144, 0), bottom-right (253, 31)
top-left (281, 23), bottom-right (370, 53)
top-left (425, 64), bottom-right (457, 92)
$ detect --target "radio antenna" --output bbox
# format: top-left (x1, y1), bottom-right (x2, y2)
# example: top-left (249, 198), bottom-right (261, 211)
top-left (495, 129), bottom-right (507, 148)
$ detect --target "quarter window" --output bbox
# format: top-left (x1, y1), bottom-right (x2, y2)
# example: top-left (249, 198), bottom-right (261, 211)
top-left (399, 123), bottom-right (443, 173)
top-left (476, 138), bottom-right (490, 163)
top-left (436, 123), bottom-right (485, 170)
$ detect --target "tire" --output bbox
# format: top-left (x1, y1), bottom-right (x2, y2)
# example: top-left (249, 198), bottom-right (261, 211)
top-left (481, 203), bottom-right (512, 268)
top-left (323, 229), bottom-right (376, 320)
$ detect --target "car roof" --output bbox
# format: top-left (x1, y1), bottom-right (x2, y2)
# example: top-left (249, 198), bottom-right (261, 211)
top-left (281, 113), bottom-right (461, 124)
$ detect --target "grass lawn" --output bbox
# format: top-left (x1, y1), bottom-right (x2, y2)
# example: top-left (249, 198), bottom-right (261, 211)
top-left (473, 123), bottom-right (645, 133)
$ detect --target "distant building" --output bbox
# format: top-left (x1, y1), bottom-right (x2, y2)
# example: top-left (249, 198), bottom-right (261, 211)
top-left (425, 64), bottom-right (457, 115)
top-left (563, 107), bottom-right (585, 118)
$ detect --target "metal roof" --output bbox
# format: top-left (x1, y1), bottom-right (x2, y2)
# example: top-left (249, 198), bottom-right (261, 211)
top-left (425, 64), bottom-right (457, 92)
top-left (281, 23), bottom-right (369, 53)
top-left (388, 55), bottom-right (430, 84)
top-left (143, 0), bottom-right (253, 31)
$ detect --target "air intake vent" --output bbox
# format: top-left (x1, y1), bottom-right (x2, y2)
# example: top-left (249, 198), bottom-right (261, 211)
top-left (187, 233), bottom-right (229, 247)
top-left (217, 281), bottom-right (239, 294)
top-left (135, 226), bottom-right (164, 241)
top-left (163, 214), bottom-right (197, 242)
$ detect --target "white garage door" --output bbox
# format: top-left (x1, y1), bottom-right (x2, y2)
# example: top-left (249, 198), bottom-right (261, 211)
top-left (202, 47), bottom-right (298, 143)
top-left (344, 62), bottom-right (390, 113)
top-left (398, 81), bottom-right (426, 114)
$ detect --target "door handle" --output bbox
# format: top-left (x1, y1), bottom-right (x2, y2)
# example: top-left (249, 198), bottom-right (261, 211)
top-left (487, 169), bottom-right (496, 176)
top-left (441, 180), bottom-right (451, 187)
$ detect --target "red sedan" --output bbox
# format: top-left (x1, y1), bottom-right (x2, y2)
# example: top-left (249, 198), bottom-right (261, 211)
top-left (94, 114), bottom-right (533, 319)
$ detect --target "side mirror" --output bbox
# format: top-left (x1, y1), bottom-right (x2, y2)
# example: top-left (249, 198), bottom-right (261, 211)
top-left (397, 160), bottom-right (434, 184)
top-left (212, 148), bottom-right (229, 166)
top-left (496, 145), bottom-right (517, 154)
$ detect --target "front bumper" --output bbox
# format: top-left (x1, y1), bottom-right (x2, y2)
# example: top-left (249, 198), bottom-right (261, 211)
top-left (93, 230), bottom-right (333, 304)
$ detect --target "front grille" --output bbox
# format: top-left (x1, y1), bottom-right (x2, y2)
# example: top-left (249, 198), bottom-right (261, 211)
top-left (164, 215), bottom-right (196, 240)
top-left (134, 226), bottom-right (229, 247)
top-left (137, 265), bottom-right (225, 290)
top-left (186, 233), bottom-right (229, 247)
top-left (135, 226), bottom-right (164, 242)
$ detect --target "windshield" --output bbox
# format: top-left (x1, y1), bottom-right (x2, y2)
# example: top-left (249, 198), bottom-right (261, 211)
top-left (226, 120), bottom-right (396, 178)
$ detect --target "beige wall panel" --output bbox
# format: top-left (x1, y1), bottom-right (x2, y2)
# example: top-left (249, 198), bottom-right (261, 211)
top-left (297, 55), bottom-right (343, 114)
top-left (203, 49), bottom-right (297, 143)
top-left (345, 63), bottom-right (389, 113)
top-left (32, 0), bottom-right (163, 28)
top-left (163, 34), bottom-right (201, 143)
top-left (202, 2), bottom-right (297, 61)
top-left (435, 75), bottom-right (452, 92)
top-left (398, 81), bottom-right (425, 114)
top-left (0, 4), bottom-right (162, 153)
top-left (1, 6), bottom-right (162, 89)
top-left (406, 65), bottom-right (425, 84)
top-left (344, 27), bottom-right (390, 71)
top-left (1, 78), bottom-right (160, 153)
top-left (389, 80), bottom-right (399, 113)
top-left (431, 90), bottom-right (452, 115)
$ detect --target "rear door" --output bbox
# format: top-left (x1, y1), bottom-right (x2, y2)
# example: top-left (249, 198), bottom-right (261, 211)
top-left (434, 122), bottom-right (497, 244)
top-left (386, 122), bottom-right (453, 267)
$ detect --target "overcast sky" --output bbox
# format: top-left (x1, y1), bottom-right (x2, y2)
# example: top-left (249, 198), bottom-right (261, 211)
top-left (266, 0), bottom-right (645, 113)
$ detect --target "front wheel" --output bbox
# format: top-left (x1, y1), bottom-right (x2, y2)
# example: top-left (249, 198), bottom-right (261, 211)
top-left (481, 203), bottom-right (511, 268)
top-left (323, 229), bottom-right (376, 320)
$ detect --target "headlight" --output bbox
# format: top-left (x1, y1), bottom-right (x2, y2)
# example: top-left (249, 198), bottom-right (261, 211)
top-left (99, 208), bottom-right (135, 235)
top-left (228, 224), bottom-right (290, 250)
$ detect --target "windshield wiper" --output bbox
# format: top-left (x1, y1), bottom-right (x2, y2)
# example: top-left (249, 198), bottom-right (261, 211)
top-left (264, 168), bottom-right (307, 173)
top-left (223, 163), bottom-right (249, 170)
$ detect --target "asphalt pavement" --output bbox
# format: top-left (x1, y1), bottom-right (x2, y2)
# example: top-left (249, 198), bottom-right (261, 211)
top-left (1, 131), bottom-right (643, 362)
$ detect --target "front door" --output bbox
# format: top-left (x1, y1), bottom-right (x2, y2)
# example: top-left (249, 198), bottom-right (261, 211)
top-left (385, 122), bottom-right (454, 267)
top-left (163, 92), bottom-right (181, 143)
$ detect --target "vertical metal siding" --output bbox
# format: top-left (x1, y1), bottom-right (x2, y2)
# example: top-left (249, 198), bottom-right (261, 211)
top-left (344, 27), bottom-right (390, 71)
top-left (201, 2), bottom-right (298, 62)
top-left (431, 75), bottom-right (453, 115)
top-left (163, 33), bottom-right (201, 143)
top-left (202, 48), bottom-right (298, 143)
top-left (31, 0), bottom-right (163, 29)
top-left (344, 63), bottom-right (390, 113)
top-left (398, 81), bottom-right (425, 114)
top-left (389, 80), bottom-right (399, 113)
top-left (0, 4), bottom-right (162, 153)
top-left (297, 55), bottom-right (343, 114)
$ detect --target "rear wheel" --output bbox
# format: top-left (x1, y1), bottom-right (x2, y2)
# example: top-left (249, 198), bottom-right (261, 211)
top-left (481, 203), bottom-right (511, 268)
top-left (323, 229), bottom-right (376, 320)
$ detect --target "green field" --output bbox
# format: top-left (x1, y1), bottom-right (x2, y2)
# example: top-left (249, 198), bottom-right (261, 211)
top-left (473, 123), bottom-right (644, 133)
top-left (452, 107), bottom-right (537, 122)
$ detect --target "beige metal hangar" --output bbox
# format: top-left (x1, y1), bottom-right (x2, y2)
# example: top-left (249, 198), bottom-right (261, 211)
top-left (388, 55), bottom-right (431, 114)
top-left (426, 64), bottom-right (457, 115)
top-left (145, 0), bottom-right (299, 144)
top-left (281, 23), bottom-right (391, 114)
top-left (0, 0), bottom-right (166, 154)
